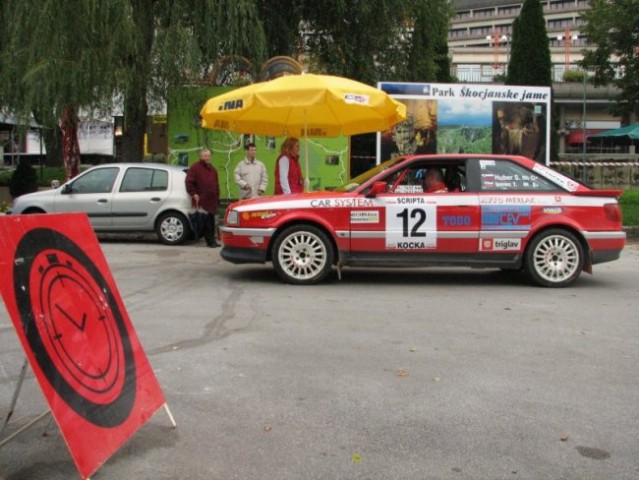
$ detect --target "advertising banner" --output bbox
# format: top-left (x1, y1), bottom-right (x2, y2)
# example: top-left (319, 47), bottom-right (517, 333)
top-left (378, 82), bottom-right (551, 165)
top-left (0, 214), bottom-right (165, 479)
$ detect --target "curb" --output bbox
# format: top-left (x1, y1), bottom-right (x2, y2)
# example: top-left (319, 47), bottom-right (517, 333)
top-left (624, 226), bottom-right (639, 242)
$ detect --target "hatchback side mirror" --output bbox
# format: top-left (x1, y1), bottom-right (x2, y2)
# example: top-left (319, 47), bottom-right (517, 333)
top-left (366, 181), bottom-right (387, 198)
top-left (62, 184), bottom-right (72, 194)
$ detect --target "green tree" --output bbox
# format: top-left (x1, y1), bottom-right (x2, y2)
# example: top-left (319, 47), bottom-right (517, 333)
top-left (255, 0), bottom-right (304, 59)
top-left (300, 0), bottom-right (415, 84)
top-left (0, 1), bottom-right (267, 165)
top-left (0, 1), bottom-right (119, 164)
top-left (506, 0), bottom-right (552, 86)
top-left (405, 0), bottom-right (454, 83)
top-left (580, 0), bottom-right (639, 123)
top-left (506, 0), bottom-right (555, 160)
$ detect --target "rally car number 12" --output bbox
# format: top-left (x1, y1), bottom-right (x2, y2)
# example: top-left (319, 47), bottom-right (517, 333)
top-left (219, 154), bottom-right (625, 287)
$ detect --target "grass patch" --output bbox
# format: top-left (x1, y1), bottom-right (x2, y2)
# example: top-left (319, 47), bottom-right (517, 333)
top-left (620, 189), bottom-right (639, 226)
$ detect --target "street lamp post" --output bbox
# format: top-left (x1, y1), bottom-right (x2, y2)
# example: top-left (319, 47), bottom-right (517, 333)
top-left (582, 69), bottom-right (588, 182)
top-left (557, 28), bottom-right (579, 76)
top-left (486, 32), bottom-right (510, 75)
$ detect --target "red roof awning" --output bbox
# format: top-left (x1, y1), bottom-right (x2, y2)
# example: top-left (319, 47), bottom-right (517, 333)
top-left (566, 129), bottom-right (605, 145)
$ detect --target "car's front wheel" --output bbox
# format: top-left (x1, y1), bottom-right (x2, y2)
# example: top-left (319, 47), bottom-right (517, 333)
top-left (272, 225), bottom-right (334, 285)
top-left (156, 212), bottom-right (190, 245)
top-left (524, 229), bottom-right (584, 288)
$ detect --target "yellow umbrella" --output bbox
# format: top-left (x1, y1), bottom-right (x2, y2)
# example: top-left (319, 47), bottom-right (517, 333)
top-left (200, 73), bottom-right (407, 137)
top-left (200, 73), bottom-right (407, 188)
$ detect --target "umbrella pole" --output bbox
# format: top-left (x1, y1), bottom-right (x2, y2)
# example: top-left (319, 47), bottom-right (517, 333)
top-left (304, 109), bottom-right (310, 192)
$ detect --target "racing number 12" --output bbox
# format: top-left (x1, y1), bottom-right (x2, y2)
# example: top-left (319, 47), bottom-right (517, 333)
top-left (396, 208), bottom-right (426, 237)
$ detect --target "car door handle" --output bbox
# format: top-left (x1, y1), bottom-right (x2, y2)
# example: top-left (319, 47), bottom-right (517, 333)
top-left (150, 197), bottom-right (161, 202)
top-left (97, 199), bottom-right (108, 204)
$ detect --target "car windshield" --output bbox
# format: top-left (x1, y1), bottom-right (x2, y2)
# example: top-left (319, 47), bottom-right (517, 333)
top-left (334, 157), bottom-right (406, 192)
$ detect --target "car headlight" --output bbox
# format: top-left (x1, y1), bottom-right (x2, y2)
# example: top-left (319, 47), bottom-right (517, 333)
top-left (226, 209), bottom-right (239, 226)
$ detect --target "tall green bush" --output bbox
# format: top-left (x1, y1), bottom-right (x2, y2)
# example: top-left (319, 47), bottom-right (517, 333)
top-left (9, 159), bottom-right (38, 198)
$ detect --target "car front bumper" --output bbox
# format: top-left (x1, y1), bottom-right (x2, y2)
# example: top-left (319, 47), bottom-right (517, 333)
top-left (220, 246), bottom-right (268, 264)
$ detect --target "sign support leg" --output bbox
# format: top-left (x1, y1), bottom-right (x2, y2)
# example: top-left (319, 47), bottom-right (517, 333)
top-left (0, 358), bottom-right (52, 449)
top-left (0, 357), bottom-right (29, 439)
top-left (163, 403), bottom-right (177, 428)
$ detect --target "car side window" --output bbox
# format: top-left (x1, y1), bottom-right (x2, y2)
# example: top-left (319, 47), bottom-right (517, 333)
top-left (384, 163), bottom-right (467, 194)
top-left (120, 168), bottom-right (168, 192)
top-left (70, 168), bottom-right (119, 194)
top-left (475, 159), bottom-right (559, 192)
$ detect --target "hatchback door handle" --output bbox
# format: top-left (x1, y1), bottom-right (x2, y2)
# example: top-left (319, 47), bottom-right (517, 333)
top-left (150, 197), bottom-right (161, 202)
top-left (97, 199), bottom-right (108, 204)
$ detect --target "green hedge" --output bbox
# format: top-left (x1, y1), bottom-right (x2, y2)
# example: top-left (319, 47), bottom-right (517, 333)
top-left (620, 189), bottom-right (639, 226)
top-left (0, 166), bottom-right (71, 187)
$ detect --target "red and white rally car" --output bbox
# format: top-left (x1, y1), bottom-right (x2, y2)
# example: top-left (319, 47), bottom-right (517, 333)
top-left (219, 154), bottom-right (625, 287)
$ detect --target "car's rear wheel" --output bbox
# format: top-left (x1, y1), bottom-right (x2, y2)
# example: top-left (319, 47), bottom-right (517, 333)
top-left (156, 212), bottom-right (190, 245)
top-left (272, 225), bottom-right (334, 285)
top-left (524, 229), bottom-right (584, 288)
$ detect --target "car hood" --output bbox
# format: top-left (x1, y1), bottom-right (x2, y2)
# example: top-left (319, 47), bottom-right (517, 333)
top-left (10, 188), bottom-right (59, 210)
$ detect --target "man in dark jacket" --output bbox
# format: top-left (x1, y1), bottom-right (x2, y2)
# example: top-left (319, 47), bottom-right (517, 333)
top-left (185, 149), bottom-right (220, 247)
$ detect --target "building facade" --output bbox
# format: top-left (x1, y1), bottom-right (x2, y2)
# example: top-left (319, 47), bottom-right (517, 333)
top-left (449, 0), bottom-right (624, 159)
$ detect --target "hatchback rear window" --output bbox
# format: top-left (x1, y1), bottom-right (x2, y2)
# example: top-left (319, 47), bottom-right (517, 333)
top-left (120, 168), bottom-right (168, 192)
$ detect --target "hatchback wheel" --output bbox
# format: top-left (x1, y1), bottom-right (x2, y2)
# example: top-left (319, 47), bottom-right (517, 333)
top-left (156, 212), bottom-right (190, 245)
top-left (272, 225), bottom-right (334, 285)
top-left (524, 229), bottom-right (584, 287)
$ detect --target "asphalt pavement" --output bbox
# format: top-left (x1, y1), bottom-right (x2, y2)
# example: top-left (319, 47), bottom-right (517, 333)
top-left (1, 237), bottom-right (638, 480)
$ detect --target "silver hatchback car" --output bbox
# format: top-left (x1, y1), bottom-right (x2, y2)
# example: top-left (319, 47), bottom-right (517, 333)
top-left (9, 163), bottom-right (193, 245)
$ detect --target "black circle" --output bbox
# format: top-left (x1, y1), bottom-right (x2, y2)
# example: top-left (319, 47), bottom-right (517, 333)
top-left (13, 228), bottom-right (136, 427)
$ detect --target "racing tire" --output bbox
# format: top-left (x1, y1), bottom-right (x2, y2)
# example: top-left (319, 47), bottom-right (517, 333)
top-left (524, 229), bottom-right (584, 288)
top-left (156, 211), bottom-right (191, 246)
top-left (272, 225), bottom-right (334, 285)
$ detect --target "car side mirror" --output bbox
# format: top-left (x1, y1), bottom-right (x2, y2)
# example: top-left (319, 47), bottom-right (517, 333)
top-left (366, 181), bottom-right (387, 198)
top-left (61, 184), bottom-right (72, 194)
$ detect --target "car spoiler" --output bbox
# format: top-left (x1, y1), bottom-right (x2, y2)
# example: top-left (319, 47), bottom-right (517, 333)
top-left (572, 189), bottom-right (623, 198)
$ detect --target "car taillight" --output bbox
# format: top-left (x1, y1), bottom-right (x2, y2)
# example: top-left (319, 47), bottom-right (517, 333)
top-left (604, 203), bottom-right (622, 222)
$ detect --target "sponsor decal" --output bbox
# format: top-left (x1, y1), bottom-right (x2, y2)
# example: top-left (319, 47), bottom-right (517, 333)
top-left (395, 185), bottom-right (423, 194)
top-left (479, 238), bottom-right (522, 251)
top-left (242, 211), bottom-right (277, 220)
top-left (218, 99), bottom-right (243, 111)
top-left (480, 196), bottom-right (536, 205)
top-left (479, 160), bottom-right (496, 169)
top-left (310, 198), bottom-right (375, 208)
top-left (543, 207), bottom-right (563, 214)
top-left (300, 127), bottom-right (328, 137)
top-left (532, 163), bottom-right (579, 192)
top-left (250, 211), bottom-right (277, 219)
top-left (396, 197), bottom-right (426, 204)
top-left (482, 205), bottom-right (532, 230)
top-left (344, 93), bottom-right (370, 105)
top-left (442, 215), bottom-right (471, 227)
top-left (213, 120), bottom-right (230, 129)
top-left (350, 211), bottom-right (380, 224)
